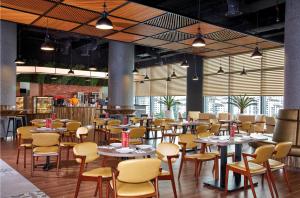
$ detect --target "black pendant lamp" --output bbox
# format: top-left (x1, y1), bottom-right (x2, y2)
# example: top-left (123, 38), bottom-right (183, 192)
top-left (68, 48), bottom-right (74, 75)
top-left (192, 64), bottom-right (198, 80)
top-left (181, 59), bottom-right (189, 68)
top-left (96, 3), bottom-right (113, 30)
top-left (171, 69), bottom-right (177, 78)
top-left (88, 51), bottom-right (97, 71)
top-left (132, 67), bottom-right (138, 74)
top-left (250, 46), bottom-right (262, 59)
top-left (217, 58), bottom-right (224, 74)
top-left (41, 18), bottom-right (55, 51)
top-left (240, 67), bottom-right (247, 75)
top-left (192, 0), bottom-right (206, 47)
top-left (51, 76), bottom-right (57, 80)
top-left (166, 76), bottom-right (171, 81)
top-left (140, 80), bottom-right (144, 84)
top-left (15, 28), bottom-right (25, 64)
top-left (144, 73), bottom-right (150, 80)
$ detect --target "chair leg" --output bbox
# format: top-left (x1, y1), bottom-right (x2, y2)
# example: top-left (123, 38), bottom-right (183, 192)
top-left (197, 161), bottom-right (203, 178)
top-left (106, 181), bottom-right (110, 198)
top-left (194, 161), bottom-right (198, 177)
top-left (98, 177), bottom-right (103, 198)
top-left (283, 166), bottom-right (292, 192)
top-left (248, 175), bottom-right (257, 198)
top-left (31, 155), bottom-right (34, 176)
top-left (178, 158), bottom-right (184, 179)
top-left (214, 157), bottom-right (219, 180)
top-left (244, 176), bottom-right (248, 190)
top-left (94, 181), bottom-right (99, 197)
top-left (24, 148), bottom-right (26, 168)
top-left (265, 172), bottom-right (275, 198)
top-left (225, 166), bottom-right (229, 195)
top-left (74, 177), bottom-right (81, 198)
top-left (16, 148), bottom-right (20, 165)
top-left (56, 155), bottom-right (60, 176)
top-left (67, 147), bottom-right (70, 161)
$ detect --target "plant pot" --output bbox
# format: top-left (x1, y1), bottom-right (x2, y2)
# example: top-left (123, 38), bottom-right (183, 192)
top-left (164, 110), bottom-right (172, 118)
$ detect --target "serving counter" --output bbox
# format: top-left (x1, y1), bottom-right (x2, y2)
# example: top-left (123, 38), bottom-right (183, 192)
top-left (54, 107), bottom-right (96, 126)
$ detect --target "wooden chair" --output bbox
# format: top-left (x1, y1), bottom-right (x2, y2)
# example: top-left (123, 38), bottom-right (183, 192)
top-left (107, 128), bottom-right (122, 144)
top-left (129, 127), bottom-right (146, 145)
top-left (178, 134), bottom-right (218, 179)
top-left (209, 123), bottom-right (221, 136)
top-left (109, 158), bottom-right (161, 198)
top-left (156, 143), bottom-right (179, 198)
top-left (60, 127), bottom-right (89, 161)
top-left (93, 118), bottom-right (106, 143)
top-left (64, 121), bottom-right (81, 141)
top-left (31, 133), bottom-right (60, 176)
top-left (150, 119), bottom-right (164, 139)
top-left (195, 124), bottom-right (209, 137)
top-left (16, 126), bottom-right (36, 168)
top-left (225, 144), bottom-right (275, 198)
top-left (73, 142), bottom-right (112, 198)
top-left (130, 117), bottom-right (141, 125)
top-left (51, 121), bottom-right (64, 128)
top-left (31, 119), bottom-right (45, 127)
top-left (239, 121), bottom-right (254, 134)
top-left (161, 119), bottom-right (179, 143)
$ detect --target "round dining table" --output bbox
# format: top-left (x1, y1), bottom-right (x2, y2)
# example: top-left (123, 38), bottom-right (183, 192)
top-left (98, 145), bottom-right (155, 158)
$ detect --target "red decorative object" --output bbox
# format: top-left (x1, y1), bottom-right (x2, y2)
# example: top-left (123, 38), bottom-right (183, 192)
top-left (230, 124), bottom-right (236, 138)
top-left (123, 116), bottom-right (128, 125)
top-left (46, 118), bottom-right (52, 128)
top-left (122, 131), bottom-right (129, 147)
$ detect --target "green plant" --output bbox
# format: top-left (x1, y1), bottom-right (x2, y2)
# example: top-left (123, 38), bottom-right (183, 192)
top-left (228, 94), bottom-right (257, 114)
top-left (158, 96), bottom-right (181, 110)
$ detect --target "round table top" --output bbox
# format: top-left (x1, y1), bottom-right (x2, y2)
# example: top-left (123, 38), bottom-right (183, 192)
top-left (30, 127), bottom-right (67, 133)
top-left (98, 145), bottom-right (155, 158)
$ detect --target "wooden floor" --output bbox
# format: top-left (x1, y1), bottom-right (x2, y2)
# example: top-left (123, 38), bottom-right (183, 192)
top-left (1, 135), bottom-right (300, 198)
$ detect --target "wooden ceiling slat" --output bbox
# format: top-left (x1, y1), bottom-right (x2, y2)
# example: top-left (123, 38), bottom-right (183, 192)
top-left (199, 50), bottom-right (227, 57)
top-left (221, 46), bottom-right (253, 54)
top-left (134, 37), bottom-right (169, 46)
top-left (89, 16), bottom-right (137, 31)
top-left (159, 42), bottom-right (189, 50)
top-left (226, 36), bottom-right (265, 45)
top-left (110, 2), bottom-right (165, 22)
top-left (73, 25), bottom-right (114, 37)
top-left (62, 0), bottom-right (127, 12)
top-left (245, 41), bottom-right (283, 49)
top-left (205, 42), bottom-right (235, 50)
top-left (33, 17), bottom-right (80, 31)
top-left (0, 7), bottom-right (39, 24)
top-left (178, 22), bottom-right (224, 35)
top-left (105, 32), bottom-right (144, 42)
top-left (179, 37), bottom-right (217, 46)
top-left (124, 23), bottom-right (167, 36)
top-left (46, 4), bottom-right (99, 23)
top-left (0, 0), bottom-right (55, 15)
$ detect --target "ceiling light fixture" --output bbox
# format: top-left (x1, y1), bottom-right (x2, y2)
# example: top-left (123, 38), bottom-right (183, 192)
top-left (251, 13), bottom-right (262, 59)
top-left (181, 59), bottom-right (189, 68)
top-left (88, 48), bottom-right (97, 71)
top-left (240, 67), bottom-right (247, 75)
top-left (15, 28), bottom-right (25, 65)
top-left (171, 69), bottom-right (177, 78)
top-left (140, 80), bottom-right (144, 84)
top-left (41, 18), bottom-right (55, 51)
top-left (192, 0), bottom-right (206, 47)
top-left (68, 47), bottom-right (74, 75)
top-left (217, 57), bottom-right (224, 74)
top-left (132, 67), bottom-right (138, 74)
top-left (166, 76), bottom-right (171, 81)
top-left (96, 2), bottom-right (113, 30)
top-left (192, 64), bottom-right (198, 80)
top-left (144, 73), bottom-right (150, 80)
top-left (51, 76), bottom-right (57, 80)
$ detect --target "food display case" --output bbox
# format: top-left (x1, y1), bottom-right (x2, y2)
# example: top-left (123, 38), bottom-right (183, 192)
top-left (16, 97), bottom-right (24, 110)
top-left (33, 96), bottom-right (53, 113)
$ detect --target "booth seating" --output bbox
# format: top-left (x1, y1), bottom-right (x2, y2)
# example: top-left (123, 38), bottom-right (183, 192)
top-left (198, 113), bottom-right (216, 123)
top-left (265, 116), bottom-right (276, 134)
top-left (188, 111), bottom-right (200, 121)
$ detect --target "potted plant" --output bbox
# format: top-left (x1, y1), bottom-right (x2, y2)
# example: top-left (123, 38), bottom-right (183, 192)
top-left (229, 94), bottom-right (257, 114)
top-left (158, 96), bottom-right (181, 118)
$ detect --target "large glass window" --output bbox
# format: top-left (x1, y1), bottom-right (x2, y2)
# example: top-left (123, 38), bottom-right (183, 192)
top-left (204, 96), bottom-right (229, 114)
top-left (263, 96), bottom-right (283, 116)
top-left (135, 97), bottom-right (150, 115)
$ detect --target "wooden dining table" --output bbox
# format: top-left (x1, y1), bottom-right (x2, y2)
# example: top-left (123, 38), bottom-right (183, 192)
top-left (98, 144), bottom-right (155, 158)
top-left (194, 134), bottom-right (268, 191)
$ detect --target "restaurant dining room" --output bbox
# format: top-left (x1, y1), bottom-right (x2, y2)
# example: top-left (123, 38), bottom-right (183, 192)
top-left (1, 0), bottom-right (300, 197)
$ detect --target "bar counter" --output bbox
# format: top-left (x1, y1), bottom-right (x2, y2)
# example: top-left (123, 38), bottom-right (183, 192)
top-left (54, 106), bottom-right (96, 125)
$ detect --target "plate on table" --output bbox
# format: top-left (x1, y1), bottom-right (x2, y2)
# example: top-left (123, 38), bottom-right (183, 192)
top-left (110, 143), bottom-right (122, 148)
top-left (210, 136), bottom-right (220, 140)
top-left (240, 136), bottom-right (251, 140)
top-left (116, 148), bottom-right (134, 153)
top-left (36, 127), bottom-right (52, 131)
top-left (136, 145), bottom-right (152, 150)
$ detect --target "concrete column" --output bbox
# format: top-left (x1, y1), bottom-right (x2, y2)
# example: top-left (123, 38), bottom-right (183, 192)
top-left (284, 0), bottom-right (300, 108)
top-left (186, 54), bottom-right (203, 112)
top-left (108, 41), bottom-right (134, 107)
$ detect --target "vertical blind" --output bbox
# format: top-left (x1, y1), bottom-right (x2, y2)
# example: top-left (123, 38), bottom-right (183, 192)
top-left (203, 47), bottom-right (284, 96)
top-left (135, 63), bottom-right (187, 96)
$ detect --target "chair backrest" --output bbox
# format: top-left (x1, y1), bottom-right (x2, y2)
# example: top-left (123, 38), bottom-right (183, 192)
top-left (153, 119), bottom-right (163, 126)
top-left (197, 131), bottom-right (212, 138)
top-left (210, 119), bottom-right (219, 124)
top-left (188, 111), bottom-right (200, 120)
top-left (31, 119), bottom-right (45, 127)
top-left (178, 134), bottom-right (197, 149)
top-left (66, 121), bottom-right (81, 131)
top-left (129, 127), bottom-right (146, 139)
top-left (252, 144), bottom-right (275, 164)
top-left (73, 142), bottom-right (99, 163)
top-left (156, 142), bottom-right (180, 160)
top-left (210, 124), bottom-right (221, 135)
top-left (218, 112), bottom-right (231, 120)
top-left (196, 124), bottom-right (209, 133)
top-left (198, 113), bottom-right (211, 123)
top-left (238, 114), bottom-right (255, 123)
top-left (52, 121), bottom-right (64, 128)
top-left (130, 117), bottom-right (140, 124)
top-left (240, 121), bottom-right (253, 131)
top-left (117, 158), bottom-right (161, 183)
top-left (265, 116), bottom-right (276, 134)
top-left (94, 118), bottom-right (106, 126)
top-left (76, 127), bottom-right (89, 139)
top-left (32, 133), bottom-right (59, 147)
top-left (273, 142), bottom-right (292, 159)
top-left (107, 119), bottom-right (121, 126)
top-left (17, 126), bottom-right (36, 140)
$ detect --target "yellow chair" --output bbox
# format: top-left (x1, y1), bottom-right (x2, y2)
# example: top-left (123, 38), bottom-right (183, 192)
top-left (156, 143), bottom-right (180, 198)
top-left (109, 158), bottom-right (161, 198)
top-left (93, 118), bottom-right (106, 143)
top-left (178, 134), bottom-right (218, 179)
top-left (51, 121), bottom-right (64, 129)
top-left (16, 126), bottom-right (36, 168)
top-left (209, 123), bottom-right (221, 136)
top-left (107, 128), bottom-right (122, 143)
top-left (65, 121), bottom-right (81, 141)
top-left (107, 119), bottom-right (121, 127)
top-left (225, 145), bottom-right (275, 198)
top-left (60, 127), bottom-right (89, 161)
top-left (130, 117), bottom-right (141, 125)
top-left (31, 133), bottom-right (60, 176)
top-left (196, 124), bottom-right (209, 134)
top-left (238, 121), bottom-right (254, 134)
top-left (268, 142), bottom-right (292, 195)
top-left (73, 142), bottom-right (112, 198)
top-left (161, 119), bottom-right (179, 143)
top-left (129, 127), bottom-right (146, 145)
top-left (150, 119), bottom-right (164, 139)
top-left (31, 119), bottom-right (45, 127)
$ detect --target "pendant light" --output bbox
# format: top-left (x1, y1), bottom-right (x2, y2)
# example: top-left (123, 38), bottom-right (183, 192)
top-left (251, 13), bottom-right (262, 59)
top-left (15, 28), bottom-right (25, 64)
top-left (181, 59), bottom-right (189, 68)
top-left (68, 47), bottom-right (74, 75)
top-left (88, 50), bottom-right (97, 71)
top-left (240, 67), bottom-right (247, 75)
top-left (192, 64), bottom-right (198, 81)
top-left (166, 63), bottom-right (172, 81)
top-left (41, 18), bottom-right (55, 51)
top-left (140, 80), bottom-right (144, 84)
top-left (217, 57), bottom-right (224, 74)
top-left (192, 0), bottom-right (206, 47)
top-left (51, 76), bottom-right (57, 80)
top-left (96, 2), bottom-right (113, 30)
top-left (132, 67), bottom-right (138, 74)
top-left (144, 73), bottom-right (150, 80)
top-left (171, 69), bottom-right (177, 78)
top-left (166, 76), bottom-right (171, 82)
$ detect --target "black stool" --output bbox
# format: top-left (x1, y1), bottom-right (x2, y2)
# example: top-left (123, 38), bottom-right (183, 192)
top-left (6, 116), bottom-right (23, 140)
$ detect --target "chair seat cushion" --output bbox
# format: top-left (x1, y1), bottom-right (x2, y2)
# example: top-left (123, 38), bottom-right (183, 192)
top-left (33, 146), bottom-right (58, 155)
top-left (185, 153), bottom-right (216, 160)
top-left (159, 169), bottom-right (170, 176)
top-left (60, 142), bottom-right (77, 147)
top-left (129, 139), bottom-right (143, 145)
top-left (20, 143), bottom-right (32, 148)
top-left (228, 161), bottom-right (266, 175)
top-left (82, 167), bottom-right (112, 178)
top-left (269, 159), bottom-right (285, 170)
top-left (110, 180), bottom-right (155, 197)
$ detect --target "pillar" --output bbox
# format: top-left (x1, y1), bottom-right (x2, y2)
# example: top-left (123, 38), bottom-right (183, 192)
top-left (186, 54), bottom-right (203, 112)
top-left (284, 0), bottom-right (300, 108)
top-left (0, 21), bottom-right (17, 137)
top-left (108, 41), bottom-right (134, 108)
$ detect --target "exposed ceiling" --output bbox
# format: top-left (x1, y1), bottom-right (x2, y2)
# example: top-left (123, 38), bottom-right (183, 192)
top-left (0, 0), bottom-right (284, 69)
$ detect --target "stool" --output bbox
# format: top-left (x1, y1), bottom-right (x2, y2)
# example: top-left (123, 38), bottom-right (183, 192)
top-left (18, 115), bottom-right (28, 126)
top-left (6, 116), bottom-right (23, 140)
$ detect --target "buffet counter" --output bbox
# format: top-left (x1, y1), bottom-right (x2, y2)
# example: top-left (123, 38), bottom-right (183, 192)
top-left (54, 107), bottom-right (96, 125)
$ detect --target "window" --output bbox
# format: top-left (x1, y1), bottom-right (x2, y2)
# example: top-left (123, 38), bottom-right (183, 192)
top-left (230, 96), bottom-right (261, 115)
top-left (263, 96), bottom-right (283, 116)
top-left (135, 96), bottom-right (150, 115)
top-left (204, 96), bottom-right (229, 114)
